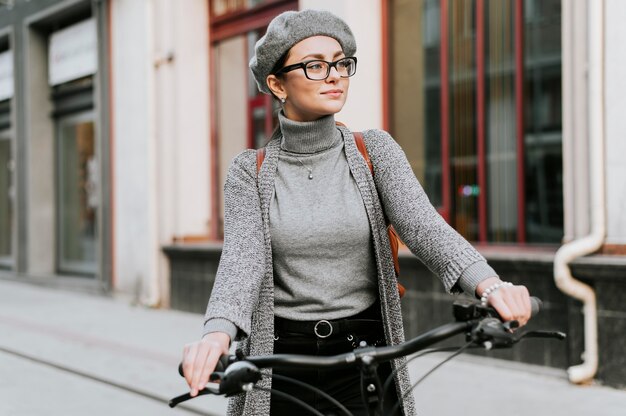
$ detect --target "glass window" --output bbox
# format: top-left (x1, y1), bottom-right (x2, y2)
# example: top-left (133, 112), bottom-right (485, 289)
top-left (485, 0), bottom-right (517, 242)
top-left (390, 0), bottom-right (563, 244)
top-left (208, 1), bottom-right (312, 239)
top-left (56, 112), bottom-right (97, 275)
top-left (215, 35), bottom-right (250, 237)
top-left (390, 0), bottom-right (442, 207)
top-left (0, 130), bottom-right (12, 267)
top-left (449, 0), bottom-right (479, 241)
top-left (524, 0), bottom-right (563, 242)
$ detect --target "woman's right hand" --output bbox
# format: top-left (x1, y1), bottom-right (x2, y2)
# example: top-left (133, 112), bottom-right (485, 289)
top-left (182, 332), bottom-right (231, 397)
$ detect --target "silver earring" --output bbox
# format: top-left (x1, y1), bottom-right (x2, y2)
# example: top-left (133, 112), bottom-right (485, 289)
top-left (280, 97), bottom-right (286, 104)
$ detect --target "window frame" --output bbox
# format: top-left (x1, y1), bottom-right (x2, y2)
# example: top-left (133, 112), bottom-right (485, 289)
top-left (207, 0), bottom-right (297, 240)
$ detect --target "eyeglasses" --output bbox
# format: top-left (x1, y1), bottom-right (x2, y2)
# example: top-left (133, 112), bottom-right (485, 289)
top-left (276, 57), bottom-right (357, 81)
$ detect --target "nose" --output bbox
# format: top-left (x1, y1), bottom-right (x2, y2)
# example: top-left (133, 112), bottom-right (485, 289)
top-left (326, 65), bottom-right (341, 82)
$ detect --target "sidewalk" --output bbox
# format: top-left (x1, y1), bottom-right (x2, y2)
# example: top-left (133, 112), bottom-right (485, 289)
top-left (1, 279), bottom-right (625, 416)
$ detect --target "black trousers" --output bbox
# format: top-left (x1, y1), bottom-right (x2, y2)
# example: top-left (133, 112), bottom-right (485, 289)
top-left (269, 305), bottom-right (403, 416)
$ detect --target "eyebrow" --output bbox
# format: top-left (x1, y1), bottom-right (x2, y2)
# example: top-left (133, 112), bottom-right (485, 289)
top-left (298, 51), bottom-right (345, 61)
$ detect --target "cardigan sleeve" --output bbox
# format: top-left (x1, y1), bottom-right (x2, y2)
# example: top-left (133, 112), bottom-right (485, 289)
top-left (362, 129), bottom-right (498, 295)
top-left (202, 150), bottom-right (266, 341)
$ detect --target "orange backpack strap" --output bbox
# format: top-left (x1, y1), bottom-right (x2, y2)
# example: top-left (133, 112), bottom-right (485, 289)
top-left (352, 131), bottom-right (404, 297)
top-left (256, 147), bottom-right (266, 174)
top-left (353, 132), bottom-right (374, 175)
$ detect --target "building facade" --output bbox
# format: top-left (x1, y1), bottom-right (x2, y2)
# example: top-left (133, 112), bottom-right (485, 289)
top-left (1, 0), bottom-right (625, 387)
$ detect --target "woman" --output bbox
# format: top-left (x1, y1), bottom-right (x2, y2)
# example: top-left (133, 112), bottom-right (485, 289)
top-left (182, 9), bottom-right (532, 416)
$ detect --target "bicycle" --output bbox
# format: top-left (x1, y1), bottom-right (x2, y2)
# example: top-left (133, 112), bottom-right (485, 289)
top-left (169, 297), bottom-right (565, 415)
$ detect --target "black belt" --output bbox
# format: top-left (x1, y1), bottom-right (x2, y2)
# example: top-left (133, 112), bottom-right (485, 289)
top-left (274, 317), bottom-right (382, 339)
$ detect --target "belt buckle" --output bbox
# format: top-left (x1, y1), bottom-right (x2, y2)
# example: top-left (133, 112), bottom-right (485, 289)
top-left (314, 320), bottom-right (333, 338)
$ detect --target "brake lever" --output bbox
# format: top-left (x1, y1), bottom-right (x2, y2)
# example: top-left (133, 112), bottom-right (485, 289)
top-left (169, 384), bottom-right (221, 408)
top-left (470, 317), bottom-right (520, 349)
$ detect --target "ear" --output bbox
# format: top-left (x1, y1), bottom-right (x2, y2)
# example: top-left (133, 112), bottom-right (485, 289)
top-left (266, 75), bottom-right (286, 98)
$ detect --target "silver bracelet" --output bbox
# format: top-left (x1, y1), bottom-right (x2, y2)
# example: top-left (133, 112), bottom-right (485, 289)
top-left (480, 281), bottom-right (513, 307)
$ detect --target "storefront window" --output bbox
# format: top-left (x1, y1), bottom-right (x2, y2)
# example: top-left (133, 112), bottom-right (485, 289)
top-left (209, 0), bottom-right (297, 239)
top-left (449, 0), bottom-right (479, 240)
top-left (485, 0), bottom-right (517, 242)
top-left (524, 0), bottom-right (563, 242)
top-left (390, 0), bottom-right (563, 244)
top-left (57, 113), bottom-right (97, 275)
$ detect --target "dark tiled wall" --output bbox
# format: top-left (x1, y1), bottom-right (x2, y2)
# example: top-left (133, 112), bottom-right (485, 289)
top-left (164, 244), bottom-right (626, 388)
top-left (164, 245), bottom-right (221, 314)
top-left (570, 261), bottom-right (626, 388)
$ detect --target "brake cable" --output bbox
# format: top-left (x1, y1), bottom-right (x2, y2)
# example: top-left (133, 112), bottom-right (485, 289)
top-left (388, 341), bottom-right (473, 416)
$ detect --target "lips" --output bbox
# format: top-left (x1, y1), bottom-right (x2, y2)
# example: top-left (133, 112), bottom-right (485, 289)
top-left (321, 89), bottom-right (343, 96)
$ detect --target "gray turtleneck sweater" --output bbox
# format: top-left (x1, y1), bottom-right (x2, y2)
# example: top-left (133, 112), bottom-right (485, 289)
top-left (271, 113), bottom-right (377, 320)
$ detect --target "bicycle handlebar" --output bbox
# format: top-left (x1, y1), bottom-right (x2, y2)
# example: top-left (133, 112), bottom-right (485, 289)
top-left (170, 297), bottom-right (567, 412)
top-left (224, 296), bottom-right (542, 371)
top-left (170, 296), bottom-right (566, 409)
top-left (177, 297), bottom-right (543, 376)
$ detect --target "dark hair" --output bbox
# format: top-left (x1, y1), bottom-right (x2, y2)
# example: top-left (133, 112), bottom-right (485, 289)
top-left (270, 50), bottom-right (291, 77)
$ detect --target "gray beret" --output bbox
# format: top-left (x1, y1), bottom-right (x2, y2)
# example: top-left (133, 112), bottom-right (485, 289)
top-left (249, 9), bottom-right (357, 95)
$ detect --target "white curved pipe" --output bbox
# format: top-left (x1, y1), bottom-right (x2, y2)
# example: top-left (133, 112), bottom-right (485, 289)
top-left (554, 0), bottom-right (605, 384)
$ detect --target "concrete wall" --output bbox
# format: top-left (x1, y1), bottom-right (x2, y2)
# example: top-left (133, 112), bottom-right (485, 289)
top-left (111, 0), bottom-right (210, 304)
top-left (111, 0), bottom-right (156, 300)
top-left (299, 0), bottom-right (383, 131)
top-left (605, 0), bottom-right (626, 244)
top-left (562, 0), bottom-right (591, 242)
top-left (23, 25), bottom-right (55, 275)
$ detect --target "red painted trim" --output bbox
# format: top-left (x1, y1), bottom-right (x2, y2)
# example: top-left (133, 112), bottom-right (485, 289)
top-left (476, 0), bottom-right (487, 242)
top-left (247, 95), bottom-right (272, 149)
top-left (515, 0), bottom-right (526, 243)
top-left (210, 1), bottom-right (297, 43)
top-left (246, 35), bottom-right (253, 150)
top-left (107, 0), bottom-right (116, 288)
top-left (440, 0), bottom-right (451, 223)
top-left (248, 96), bottom-right (265, 148)
top-left (381, 0), bottom-right (390, 131)
top-left (247, 102), bottom-right (253, 149)
top-left (264, 95), bottom-right (273, 139)
top-left (208, 40), bottom-right (220, 240)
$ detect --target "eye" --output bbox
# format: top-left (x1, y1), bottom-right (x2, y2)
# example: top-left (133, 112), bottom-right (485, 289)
top-left (337, 59), bottom-right (351, 69)
top-left (306, 62), bottom-right (325, 71)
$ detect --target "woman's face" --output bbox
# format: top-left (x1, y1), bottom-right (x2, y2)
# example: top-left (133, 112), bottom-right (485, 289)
top-left (267, 36), bottom-right (350, 122)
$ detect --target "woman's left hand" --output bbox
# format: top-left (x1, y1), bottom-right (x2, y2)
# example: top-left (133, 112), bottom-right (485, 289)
top-left (476, 277), bottom-right (532, 327)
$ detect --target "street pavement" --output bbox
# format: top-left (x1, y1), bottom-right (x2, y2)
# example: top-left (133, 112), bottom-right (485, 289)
top-left (1, 278), bottom-right (625, 416)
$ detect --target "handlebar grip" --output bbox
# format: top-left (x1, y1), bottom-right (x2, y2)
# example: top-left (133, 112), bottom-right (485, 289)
top-left (215, 354), bottom-right (231, 372)
top-left (530, 296), bottom-right (542, 317)
top-left (178, 354), bottom-right (232, 377)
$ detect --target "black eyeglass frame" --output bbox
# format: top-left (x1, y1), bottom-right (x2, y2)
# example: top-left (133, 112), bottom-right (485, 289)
top-left (275, 56), bottom-right (358, 80)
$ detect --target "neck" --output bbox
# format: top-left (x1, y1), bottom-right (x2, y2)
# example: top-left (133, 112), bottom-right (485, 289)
top-left (279, 111), bottom-right (341, 154)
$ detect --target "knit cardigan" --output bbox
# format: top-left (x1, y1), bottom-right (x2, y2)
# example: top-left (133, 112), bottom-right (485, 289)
top-left (205, 126), bottom-right (496, 416)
